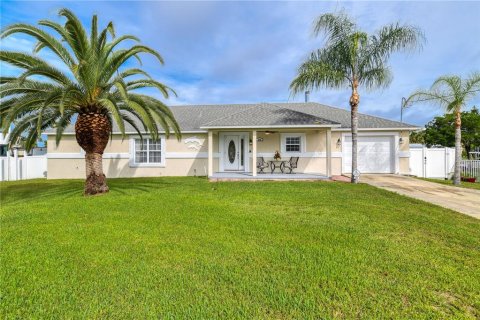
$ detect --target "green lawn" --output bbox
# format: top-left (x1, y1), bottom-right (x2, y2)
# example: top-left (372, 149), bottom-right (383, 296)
top-left (1, 178), bottom-right (479, 319)
top-left (419, 177), bottom-right (480, 190)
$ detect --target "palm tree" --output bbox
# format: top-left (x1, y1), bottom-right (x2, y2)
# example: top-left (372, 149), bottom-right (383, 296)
top-left (1, 9), bottom-right (181, 195)
top-left (290, 12), bottom-right (424, 183)
top-left (406, 73), bottom-right (480, 185)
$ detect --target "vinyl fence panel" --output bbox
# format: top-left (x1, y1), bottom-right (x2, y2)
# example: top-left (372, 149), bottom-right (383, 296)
top-left (409, 146), bottom-right (455, 179)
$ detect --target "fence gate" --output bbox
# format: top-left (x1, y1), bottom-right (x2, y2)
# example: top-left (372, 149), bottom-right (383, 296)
top-left (409, 147), bottom-right (455, 179)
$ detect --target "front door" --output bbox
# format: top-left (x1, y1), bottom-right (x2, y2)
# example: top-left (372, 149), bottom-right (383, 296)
top-left (224, 135), bottom-right (241, 171)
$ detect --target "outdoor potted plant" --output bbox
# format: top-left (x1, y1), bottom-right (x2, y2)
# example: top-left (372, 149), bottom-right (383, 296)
top-left (273, 151), bottom-right (281, 161)
top-left (460, 173), bottom-right (477, 183)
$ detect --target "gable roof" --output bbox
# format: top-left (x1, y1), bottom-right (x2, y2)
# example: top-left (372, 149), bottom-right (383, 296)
top-left (44, 102), bottom-right (418, 134)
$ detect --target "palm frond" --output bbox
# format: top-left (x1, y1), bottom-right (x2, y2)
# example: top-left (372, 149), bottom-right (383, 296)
top-left (1, 8), bottom-right (180, 151)
top-left (99, 97), bottom-right (125, 137)
top-left (370, 23), bottom-right (425, 61)
top-left (360, 66), bottom-right (392, 90)
top-left (1, 23), bottom-right (75, 67)
top-left (313, 12), bottom-right (355, 46)
top-left (290, 48), bottom-right (348, 95)
top-left (58, 8), bottom-right (90, 60)
top-left (126, 79), bottom-right (175, 98)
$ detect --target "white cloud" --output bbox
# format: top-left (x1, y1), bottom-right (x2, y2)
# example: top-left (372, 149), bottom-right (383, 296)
top-left (1, 0), bottom-right (479, 126)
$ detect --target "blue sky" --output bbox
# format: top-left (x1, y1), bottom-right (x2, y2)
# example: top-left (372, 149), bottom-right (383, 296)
top-left (1, 0), bottom-right (479, 126)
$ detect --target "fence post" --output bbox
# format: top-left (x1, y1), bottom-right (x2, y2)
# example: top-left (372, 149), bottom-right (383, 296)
top-left (444, 147), bottom-right (447, 179)
top-left (23, 151), bottom-right (28, 180)
top-left (6, 153), bottom-right (10, 181)
top-left (422, 146), bottom-right (426, 178)
top-left (13, 148), bottom-right (18, 181)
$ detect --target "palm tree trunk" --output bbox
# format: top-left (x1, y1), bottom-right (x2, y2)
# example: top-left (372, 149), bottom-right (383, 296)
top-left (75, 113), bottom-right (111, 195)
top-left (350, 80), bottom-right (360, 184)
top-left (453, 109), bottom-right (462, 185)
top-left (85, 152), bottom-right (108, 195)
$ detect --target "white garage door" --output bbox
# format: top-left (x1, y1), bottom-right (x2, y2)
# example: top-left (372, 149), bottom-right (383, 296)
top-left (343, 135), bottom-right (395, 173)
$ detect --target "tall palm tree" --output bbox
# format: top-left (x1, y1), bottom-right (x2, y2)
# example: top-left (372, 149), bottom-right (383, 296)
top-left (1, 9), bottom-right (181, 195)
top-left (406, 73), bottom-right (480, 185)
top-left (290, 12), bottom-right (424, 183)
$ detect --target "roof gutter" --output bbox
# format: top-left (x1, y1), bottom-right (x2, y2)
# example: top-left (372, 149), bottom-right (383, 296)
top-left (42, 130), bottom-right (208, 135)
top-left (332, 127), bottom-right (421, 132)
top-left (200, 124), bottom-right (341, 130)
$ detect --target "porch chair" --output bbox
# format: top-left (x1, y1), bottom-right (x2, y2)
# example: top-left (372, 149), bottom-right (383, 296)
top-left (256, 157), bottom-right (269, 173)
top-left (283, 157), bottom-right (299, 174)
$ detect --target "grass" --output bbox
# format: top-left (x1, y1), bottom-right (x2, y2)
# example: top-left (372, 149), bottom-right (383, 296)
top-left (419, 177), bottom-right (480, 190)
top-left (1, 178), bottom-right (479, 319)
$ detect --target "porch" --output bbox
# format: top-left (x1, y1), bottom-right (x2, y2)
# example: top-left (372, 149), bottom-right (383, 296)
top-left (206, 128), bottom-right (335, 178)
top-left (209, 172), bottom-right (329, 181)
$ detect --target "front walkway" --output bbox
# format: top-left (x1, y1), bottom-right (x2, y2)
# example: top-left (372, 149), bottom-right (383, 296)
top-left (210, 172), bottom-right (329, 181)
top-left (361, 174), bottom-right (480, 219)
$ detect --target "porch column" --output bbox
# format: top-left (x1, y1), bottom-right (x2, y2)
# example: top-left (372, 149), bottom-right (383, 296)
top-left (252, 130), bottom-right (257, 177)
top-left (326, 128), bottom-right (332, 178)
top-left (208, 130), bottom-right (213, 177)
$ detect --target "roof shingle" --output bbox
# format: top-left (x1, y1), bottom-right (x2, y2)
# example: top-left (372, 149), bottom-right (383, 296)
top-left (44, 102), bottom-right (418, 134)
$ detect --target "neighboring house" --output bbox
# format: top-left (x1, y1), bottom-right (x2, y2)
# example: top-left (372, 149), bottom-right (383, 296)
top-left (44, 102), bottom-right (418, 179)
top-left (0, 130), bottom-right (9, 157)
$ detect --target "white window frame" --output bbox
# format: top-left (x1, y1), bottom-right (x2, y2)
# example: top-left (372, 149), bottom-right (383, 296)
top-left (129, 136), bottom-right (166, 167)
top-left (280, 133), bottom-right (306, 154)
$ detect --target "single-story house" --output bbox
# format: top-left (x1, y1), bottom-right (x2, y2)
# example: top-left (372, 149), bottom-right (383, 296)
top-left (45, 102), bottom-right (419, 179)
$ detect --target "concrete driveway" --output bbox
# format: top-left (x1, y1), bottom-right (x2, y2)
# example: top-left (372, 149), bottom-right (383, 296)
top-left (360, 174), bottom-right (480, 219)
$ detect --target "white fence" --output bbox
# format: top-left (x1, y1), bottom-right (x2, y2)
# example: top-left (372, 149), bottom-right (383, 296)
top-left (461, 160), bottom-right (480, 178)
top-left (409, 146), bottom-right (455, 179)
top-left (0, 155), bottom-right (47, 181)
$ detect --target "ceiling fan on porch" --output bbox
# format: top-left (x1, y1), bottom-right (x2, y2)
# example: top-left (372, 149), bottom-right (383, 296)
top-left (264, 131), bottom-right (278, 135)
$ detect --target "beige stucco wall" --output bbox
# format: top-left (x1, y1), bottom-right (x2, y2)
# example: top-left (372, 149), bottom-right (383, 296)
top-left (48, 135), bottom-right (81, 153)
top-left (47, 129), bottom-right (410, 178)
top-left (399, 131), bottom-right (410, 175)
top-left (250, 129), bottom-right (337, 175)
top-left (47, 133), bottom-right (212, 179)
top-left (49, 133), bottom-right (210, 154)
top-left (47, 158), bottom-right (209, 179)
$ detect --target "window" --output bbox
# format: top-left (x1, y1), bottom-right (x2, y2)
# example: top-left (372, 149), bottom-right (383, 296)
top-left (281, 133), bottom-right (305, 154)
top-left (131, 138), bottom-right (165, 166)
top-left (285, 136), bottom-right (301, 152)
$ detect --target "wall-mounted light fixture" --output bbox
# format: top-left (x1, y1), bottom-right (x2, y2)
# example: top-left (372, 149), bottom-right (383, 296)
top-left (336, 138), bottom-right (342, 147)
top-left (399, 137), bottom-right (404, 145)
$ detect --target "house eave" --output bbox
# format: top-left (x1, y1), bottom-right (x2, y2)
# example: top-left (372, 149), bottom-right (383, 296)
top-left (200, 124), bottom-right (341, 130)
top-left (332, 127), bottom-right (421, 132)
top-left (42, 130), bottom-right (208, 135)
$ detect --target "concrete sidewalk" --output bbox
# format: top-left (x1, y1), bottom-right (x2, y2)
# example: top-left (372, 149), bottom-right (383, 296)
top-left (360, 174), bottom-right (480, 219)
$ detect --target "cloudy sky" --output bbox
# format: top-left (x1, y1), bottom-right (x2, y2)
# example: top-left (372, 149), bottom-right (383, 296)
top-left (1, 0), bottom-right (479, 126)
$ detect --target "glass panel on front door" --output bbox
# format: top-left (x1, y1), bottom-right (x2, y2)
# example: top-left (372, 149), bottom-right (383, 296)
top-left (223, 134), bottom-right (246, 172)
top-left (240, 138), bottom-right (244, 167)
top-left (228, 140), bottom-right (236, 164)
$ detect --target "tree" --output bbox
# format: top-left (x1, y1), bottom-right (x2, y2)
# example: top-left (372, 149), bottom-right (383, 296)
top-left (1, 9), bottom-right (181, 195)
top-left (290, 12), bottom-right (424, 183)
top-left (419, 107), bottom-right (480, 157)
top-left (461, 107), bottom-right (480, 157)
top-left (406, 74), bottom-right (480, 185)
top-left (409, 130), bottom-right (425, 144)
